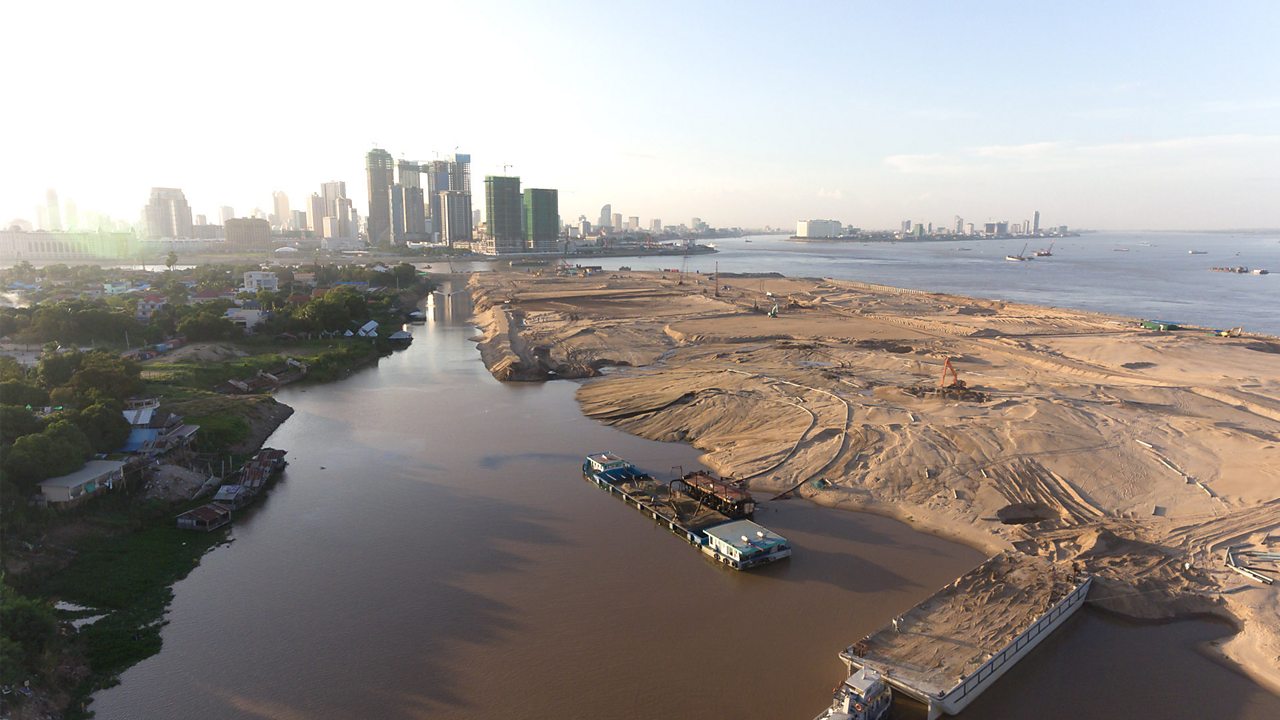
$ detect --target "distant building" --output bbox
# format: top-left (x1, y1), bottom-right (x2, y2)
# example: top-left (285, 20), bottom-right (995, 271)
top-left (305, 193), bottom-right (324, 237)
top-left (366, 148), bottom-right (394, 246)
top-left (612, 212), bottom-right (623, 231)
top-left (219, 206), bottom-right (235, 225)
top-left (598, 203), bottom-right (612, 229)
top-left (901, 220), bottom-right (912, 233)
top-left (1033, 210), bottom-right (1041, 234)
top-left (439, 191), bottom-right (472, 246)
top-left (650, 218), bottom-right (662, 233)
top-left (0, 230), bottom-right (133, 263)
top-left (225, 218), bottom-right (271, 248)
top-left (485, 176), bottom-right (523, 254)
top-left (796, 219), bottom-right (841, 238)
top-left (243, 271), bottom-right (279, 293)
top-left (45, 189), bottom-right (62, 231)
top-left (224, 306), bottom-right (267, 332)
top-left (425, 160), bottom-right (452, 234)
top-left (145, 187), bottom-right (194, 239)
top-left (450, 153), bottom-right (471, 194)
top-left (524, 188), bottom-right (559, 252)
top-left (954, 216), bottom-right (964, 234)
top-left (272, 191), bottom-right (290, 230)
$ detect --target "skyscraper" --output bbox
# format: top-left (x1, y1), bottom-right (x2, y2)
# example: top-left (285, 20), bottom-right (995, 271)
top-left (1033, 210), bottom-right (1041, 234)
top-left (439, 191), bottom-right (472, 246)
top-left (321, 182), bottom-right (347, 217)
top-left (523, 188), bottom-right (559, 252)
top-left (954, 215), bottom-right (963, 234)
top-left (365, 148), bottom-right (394, 246)
top-left (485, 175), bottom-right (522, 254)
top-left (45, 189), bottom-right (62, 232)
top-left (627, 216), bottom-right (639, 231)
top-left (219, 206), bottom-right (235, 225)
top-left (650, 218), bottom-right (662, 233)
top-left (450, 153), bottom-right (471, 194)
top-left (425, 160), bottom-right (452, 235)
top-left (395, 160), bottom-right (426, 242)
top-left (598, 204), bottom-right (611, 229)
top-left (144, 188), bottom-right (194, 239)
top-left (308, 193), bottom-right (326, 237)
top-left (612, 213), bottom-right (623, 231)
top-left (272, 191), bottom-right (291, 230)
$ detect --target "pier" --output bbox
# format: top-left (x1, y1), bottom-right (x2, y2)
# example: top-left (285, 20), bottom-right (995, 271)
top-left (839, 553), bottom-right (1091, 719)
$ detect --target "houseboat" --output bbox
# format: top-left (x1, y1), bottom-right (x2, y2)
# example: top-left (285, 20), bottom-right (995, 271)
top-left (582, 453), bottom-right (791, 570)
top-left (701, 519), bottom-right (792, 569)
top-left (814, 667), bottom-right (892, 720)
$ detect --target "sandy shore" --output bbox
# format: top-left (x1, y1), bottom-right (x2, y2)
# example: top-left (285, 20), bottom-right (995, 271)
top-left (469, 269), bottom-right (1280, 694)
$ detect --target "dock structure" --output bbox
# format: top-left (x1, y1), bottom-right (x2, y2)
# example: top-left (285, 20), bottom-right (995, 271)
top-left (582, 453), bottom-right (791, 569)
top-left (839, 553), bottom-right (1091, 719)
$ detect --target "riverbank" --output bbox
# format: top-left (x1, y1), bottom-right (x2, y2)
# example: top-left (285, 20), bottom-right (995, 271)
top-left (468, 270), bottom-right (1280, 696)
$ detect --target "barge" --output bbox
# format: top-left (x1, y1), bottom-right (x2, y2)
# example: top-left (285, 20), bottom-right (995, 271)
top-left (828, 553), bottom-right (1091, 719)
top-left (582, 453), bottom-right (791, 570)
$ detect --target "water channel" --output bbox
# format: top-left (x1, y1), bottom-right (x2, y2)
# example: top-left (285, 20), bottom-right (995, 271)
top-left (91, 320), bottom-right (1280, 719)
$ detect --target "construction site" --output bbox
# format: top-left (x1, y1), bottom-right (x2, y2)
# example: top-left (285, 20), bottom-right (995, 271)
top-left (469, 268), bottom-right (1280, 699)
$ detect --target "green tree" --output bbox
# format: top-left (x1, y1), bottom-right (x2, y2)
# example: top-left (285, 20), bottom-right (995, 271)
top-left (37, 349), bottom-right (82, 388)
top-left (0, 355), bottom-right (26, 382)
top-left (66, 351), bottom-right (143, 404)
top-left (0, 405), bottom-right (44, 446)
top-left (0, 585), bottom-right (59, 681)
top-left (177, 311), bottom-right (238, 341)
top-left (165, 250), bottom-right (178, 270)
top-left (73, 402), bottom-right (132, 453)
top-left (0, 380), bottom-right (49, 407)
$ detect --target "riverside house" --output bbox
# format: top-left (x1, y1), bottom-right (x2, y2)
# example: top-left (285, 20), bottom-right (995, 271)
top-left (38, 460), bottom-right (126, 505)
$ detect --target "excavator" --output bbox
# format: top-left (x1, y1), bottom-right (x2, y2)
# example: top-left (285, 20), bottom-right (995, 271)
top-left (939, 357), bottom-right (966, 391)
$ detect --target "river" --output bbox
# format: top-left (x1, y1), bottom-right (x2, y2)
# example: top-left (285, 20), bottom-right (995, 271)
top-left (449, 230), bottom-right (1280, 335)
top-left (91, 319), bottom-right (1280, 719)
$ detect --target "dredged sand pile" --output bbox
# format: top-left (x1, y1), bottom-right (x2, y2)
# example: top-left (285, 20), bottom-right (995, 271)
top-left (469, 270), bottom-right (1280, 694)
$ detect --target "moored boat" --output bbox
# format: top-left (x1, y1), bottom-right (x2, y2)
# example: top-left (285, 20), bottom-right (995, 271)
top-left (1005, 243), bottom-right (1031, 261)
top-left (814, 667), bottom-right (892, 720)
top-left (581, 453), bottom-right (791, 570)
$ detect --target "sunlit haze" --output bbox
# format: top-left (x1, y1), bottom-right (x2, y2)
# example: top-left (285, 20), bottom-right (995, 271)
top-left (4, 0), bottom-right (1278, 230)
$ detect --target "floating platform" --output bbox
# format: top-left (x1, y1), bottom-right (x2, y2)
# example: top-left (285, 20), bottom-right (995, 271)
top-left (582, 453), bottom-right (790, 570)
top-left (838, 552), bottom-right (1091, 719)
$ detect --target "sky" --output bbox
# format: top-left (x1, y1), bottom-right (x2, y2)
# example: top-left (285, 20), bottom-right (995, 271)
top-left (3, 0), bottom-right (1278, 231)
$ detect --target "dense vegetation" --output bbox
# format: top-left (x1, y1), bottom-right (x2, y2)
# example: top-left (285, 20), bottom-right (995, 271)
top-left (0, 261), bottom-right (435, 713)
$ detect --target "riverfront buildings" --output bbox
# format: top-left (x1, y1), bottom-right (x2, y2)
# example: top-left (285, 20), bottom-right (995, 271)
top-left (796, 219), bottom-right (842, 238)
top-left (365, 148), bottom-right (394, 247)
top-left (485, 175), bottom-right (522, 255)
top-left (439, 191), bottom-right (472, 246)
top-left (524, 188), bottom-right (559, 253)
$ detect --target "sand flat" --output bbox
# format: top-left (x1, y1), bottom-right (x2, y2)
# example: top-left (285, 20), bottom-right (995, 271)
top-left (469, 270), bottom-right (1280, 694)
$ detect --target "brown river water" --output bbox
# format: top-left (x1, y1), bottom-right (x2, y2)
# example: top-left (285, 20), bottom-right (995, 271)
top-left (90, 321), bottom-right (1280, 719)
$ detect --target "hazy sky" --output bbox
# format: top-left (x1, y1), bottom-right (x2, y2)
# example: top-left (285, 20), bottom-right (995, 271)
top-left (4, 1), bottom-right (1278, 230)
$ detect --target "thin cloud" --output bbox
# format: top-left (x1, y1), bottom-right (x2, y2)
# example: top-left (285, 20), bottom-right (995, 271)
top-left (884, 134), bottom-right (1280, 175)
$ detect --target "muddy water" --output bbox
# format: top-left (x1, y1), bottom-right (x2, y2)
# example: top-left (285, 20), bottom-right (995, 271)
top-left (90, 322), bottom-right (1279, 719)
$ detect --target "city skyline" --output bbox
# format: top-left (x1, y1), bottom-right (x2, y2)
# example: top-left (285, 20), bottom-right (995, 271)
top-left (3, 1), bottom-right (1278, 230)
